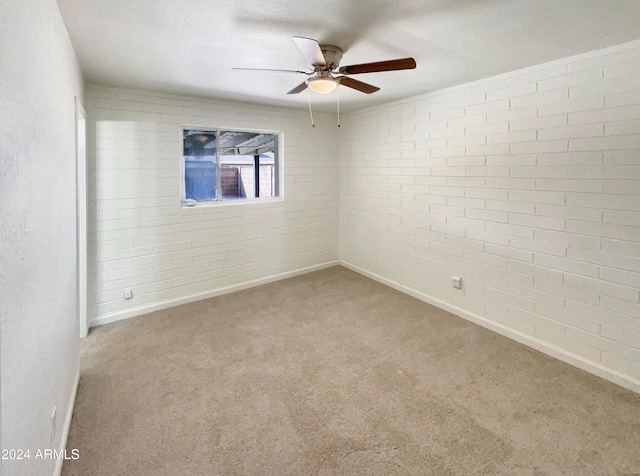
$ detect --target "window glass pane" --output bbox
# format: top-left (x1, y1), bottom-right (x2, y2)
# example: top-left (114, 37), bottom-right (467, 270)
top-left (183, 130), bottom-right (217, 200)
top-left (219, 131), bottom-right (276, 200)
top-left (185, 161), bottom-right (216, 200)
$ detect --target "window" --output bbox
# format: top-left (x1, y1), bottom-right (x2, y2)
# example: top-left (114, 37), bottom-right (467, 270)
top-left (182, 128), bottom-right (280, 204)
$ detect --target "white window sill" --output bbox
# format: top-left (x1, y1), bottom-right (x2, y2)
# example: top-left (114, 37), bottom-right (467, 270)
top-left (180, 197), bottom-right (284, 209)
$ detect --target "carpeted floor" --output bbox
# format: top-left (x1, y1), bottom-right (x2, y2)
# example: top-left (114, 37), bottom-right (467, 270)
top-left (63, 266), bottom-right (640, 475)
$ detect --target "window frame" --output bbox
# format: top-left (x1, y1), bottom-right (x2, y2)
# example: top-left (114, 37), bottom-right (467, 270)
top-left (180, 125), bottom-right (283, 207)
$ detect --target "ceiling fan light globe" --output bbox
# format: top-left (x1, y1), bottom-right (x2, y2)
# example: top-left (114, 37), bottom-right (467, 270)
top-left (307, 77), bottom-right (338, 94)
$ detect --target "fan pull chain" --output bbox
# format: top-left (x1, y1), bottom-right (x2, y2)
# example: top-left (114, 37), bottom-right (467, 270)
top-left (336, 85), bottom-right (340, 128)
top-left (307, 88), bottom-right (315, 128)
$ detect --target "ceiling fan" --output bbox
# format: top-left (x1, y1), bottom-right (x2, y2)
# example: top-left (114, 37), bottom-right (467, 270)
top-left (233, 36), bottom-right (416, 95)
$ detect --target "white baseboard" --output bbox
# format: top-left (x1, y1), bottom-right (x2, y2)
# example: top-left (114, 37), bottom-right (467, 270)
top-left (53, 370), bottom-right (80, 476)
top-left (340, 260), bottom-right (640, 395)
top-left (90, 260), bottom-right (339, 328)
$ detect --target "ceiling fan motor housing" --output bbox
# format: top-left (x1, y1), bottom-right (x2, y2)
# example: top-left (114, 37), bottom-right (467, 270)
top-left (318, 45), bottom-right (343, 70)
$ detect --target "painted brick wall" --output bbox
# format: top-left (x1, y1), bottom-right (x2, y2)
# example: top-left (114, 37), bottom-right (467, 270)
top-left (87, 86), bottom-right (339, 326)
top-left (340, 41), bottom-right (640, 391)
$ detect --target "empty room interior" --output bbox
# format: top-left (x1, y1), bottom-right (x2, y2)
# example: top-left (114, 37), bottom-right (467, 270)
top-left (2, 0), bottom-right (640, 474)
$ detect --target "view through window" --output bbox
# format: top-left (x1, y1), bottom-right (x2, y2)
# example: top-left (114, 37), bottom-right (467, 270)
top-left (183, 129), bottom-right (279, 203)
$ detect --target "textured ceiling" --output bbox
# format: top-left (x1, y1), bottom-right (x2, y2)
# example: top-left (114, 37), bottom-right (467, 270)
top-left (57, 0), bottom-right (640, 113)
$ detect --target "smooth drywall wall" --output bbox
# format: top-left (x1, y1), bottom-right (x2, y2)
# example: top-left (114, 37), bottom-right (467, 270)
top-left (86, 86), bottom-right (339, 326)
top-left (0, 0), bottom-right (84, 474)
top-left (340, 41), bottom-right (640, 392)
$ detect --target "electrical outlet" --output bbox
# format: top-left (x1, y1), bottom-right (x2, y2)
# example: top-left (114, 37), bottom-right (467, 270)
top-left (124, 289), bottom-right (133, 300)
top-left (51, 406), bottom-right (57, 443)
top-left (451, 276), bottom-right (462, 289)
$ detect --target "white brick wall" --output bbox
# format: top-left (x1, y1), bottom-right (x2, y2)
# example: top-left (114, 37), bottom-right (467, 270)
top-left (340, 41), bottom-right (640, 390)
top-left (87, 86), bottom-right (339, 325)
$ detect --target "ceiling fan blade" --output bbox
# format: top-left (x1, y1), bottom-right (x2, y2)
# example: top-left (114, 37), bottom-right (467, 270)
top-left (339, 57), bottom-right (416, 75)
top-left (287, 81), bottom-right (308, 94)
top-left (232, 67), bottom-right (308, 74)
top-left (338, 77), bottom-right (380, 94)
top-left (292, 36), bottom-right (326, 67)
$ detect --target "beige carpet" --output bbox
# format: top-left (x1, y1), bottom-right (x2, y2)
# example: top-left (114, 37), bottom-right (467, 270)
top-left (63, 266), bottom-right (640, 475)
